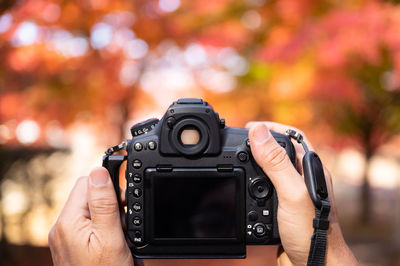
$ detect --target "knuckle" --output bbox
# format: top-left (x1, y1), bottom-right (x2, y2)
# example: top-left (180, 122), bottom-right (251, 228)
top-left (55, 218), bottom-right (70, 236)
top-left (51, 219), bottom-right (68, 243)
top-left (48, 226), bottom-right (56, 246)
top-left (90, 197), bottom-right (118, 216)
top-left (261, 144), bottom-right (289, 171)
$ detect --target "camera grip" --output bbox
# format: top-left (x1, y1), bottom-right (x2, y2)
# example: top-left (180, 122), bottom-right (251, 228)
top-left (102, 155), bottom-right (127, 208)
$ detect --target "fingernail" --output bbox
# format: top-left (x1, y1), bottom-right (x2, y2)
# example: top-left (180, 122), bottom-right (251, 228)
top-left (253, 124), bottom-right (270, 144)
top-left (90, 170), bottom-right (110, 187)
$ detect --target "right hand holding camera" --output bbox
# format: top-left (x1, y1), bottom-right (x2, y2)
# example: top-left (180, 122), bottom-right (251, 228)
top-left (248, 122), bottom-right (358, 266)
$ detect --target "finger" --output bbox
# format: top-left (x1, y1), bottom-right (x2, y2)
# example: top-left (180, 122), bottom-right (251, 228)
top-left (59, 176), bottom-right (90, 220)
top-left (119, 188), bottom-right (127, 231)
top-left (87, 167), bottom-right (121, 231)
top-left (246, 121), bottom-right (314, 151)
top-left (247, 121), bottom-right (313, 170)
top-left (249, 123), bottom-right (304, 199)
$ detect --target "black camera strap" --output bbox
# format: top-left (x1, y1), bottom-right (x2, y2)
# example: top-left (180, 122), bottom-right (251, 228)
top-left (286, 130), bottom-right (331, 266)
top-left (308, 199), bottom-right (330, 265)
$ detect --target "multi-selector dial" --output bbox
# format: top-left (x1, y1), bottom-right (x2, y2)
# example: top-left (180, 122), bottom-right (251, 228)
top-left (249, 177), bottom-right (271, 201)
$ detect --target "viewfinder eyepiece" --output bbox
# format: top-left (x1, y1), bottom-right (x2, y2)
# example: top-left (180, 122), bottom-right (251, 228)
top-left (180, 127), bottom-right (201, 145)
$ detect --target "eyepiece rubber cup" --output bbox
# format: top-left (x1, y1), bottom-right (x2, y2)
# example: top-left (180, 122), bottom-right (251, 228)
top-left (171, 118), bottom-right (209, 156)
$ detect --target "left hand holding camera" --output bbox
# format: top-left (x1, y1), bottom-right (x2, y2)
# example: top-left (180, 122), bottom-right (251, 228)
top-left (48, 167), bottom-right (135, 266)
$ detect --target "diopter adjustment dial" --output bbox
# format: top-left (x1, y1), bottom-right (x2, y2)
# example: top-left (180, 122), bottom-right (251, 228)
top-left (130, 118), bottom-right (159, 137)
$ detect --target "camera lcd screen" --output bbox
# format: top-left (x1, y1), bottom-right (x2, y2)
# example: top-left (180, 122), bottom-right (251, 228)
top-left (152, 175), bottom-right (237, 239)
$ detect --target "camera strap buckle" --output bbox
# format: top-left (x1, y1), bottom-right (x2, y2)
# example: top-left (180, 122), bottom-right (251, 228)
top-left (105, 140), bottom-right (128, 155)
top-left (103, 140), bottom-right (129, 208)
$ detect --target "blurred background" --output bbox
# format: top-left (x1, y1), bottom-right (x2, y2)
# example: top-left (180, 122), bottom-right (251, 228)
top-left (0, 0), bottom-right (400, 265)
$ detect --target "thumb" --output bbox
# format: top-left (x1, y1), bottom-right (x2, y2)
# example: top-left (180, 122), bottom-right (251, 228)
top-left (88, 167), bottom-right (121, 230)
top-left (249, 123), bottom-right (303, 197)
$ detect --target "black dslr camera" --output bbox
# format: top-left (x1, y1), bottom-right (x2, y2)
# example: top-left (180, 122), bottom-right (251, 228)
top-left (103, 98), bottom-right (296, 259)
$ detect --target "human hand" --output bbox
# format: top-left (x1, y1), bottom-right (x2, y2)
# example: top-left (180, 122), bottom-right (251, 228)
top-left (247, 122), bottom-right (358, 266)
top-left (48, 167), bottom-right (139, 266)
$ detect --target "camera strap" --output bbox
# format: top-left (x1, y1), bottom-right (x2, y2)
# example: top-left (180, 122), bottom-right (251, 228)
top-left (308, 199), bottom-right (330, 266)
top-left (285, 130), bottom-right (331, 266)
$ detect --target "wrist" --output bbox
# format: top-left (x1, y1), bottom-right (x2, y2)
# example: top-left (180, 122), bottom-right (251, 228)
top-left (326, 222), bottom-right (358, 265)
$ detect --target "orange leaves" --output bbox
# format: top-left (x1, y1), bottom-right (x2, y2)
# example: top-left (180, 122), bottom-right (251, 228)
top-left (0, 93), bottom-right (23, 121)
top-left (8, 46), bottom-right (40, 72)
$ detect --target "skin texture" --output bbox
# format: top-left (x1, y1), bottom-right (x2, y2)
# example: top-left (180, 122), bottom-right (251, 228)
top-left (48, 168), bottom-right (135, 266)
top-left (246, 122), bottom-right (358, 266)
top-left (48, 121), bottom-right (358, 266)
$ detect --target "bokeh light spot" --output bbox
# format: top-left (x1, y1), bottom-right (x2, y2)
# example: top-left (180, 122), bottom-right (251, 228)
top-left (90, 23), bottom-right (113, 49)
top-left (12, 21), bottom-right (39, 46)
top-left (16, 120), bottom-right (40, 145)
top-left (119, 60), bottom-right (140, 86)
top-left (197, 68), bottom-right (236, 93)
top-left (45, 121), bottom-right (66, 148)
top-left (159, 0), bottom-right (181, 13)
top-left (241, 10), bottom-right (262, 30)
top-left (49, 30), bottom-right (89, 57)
top-left (0, 13), bottom-right (12, 34)
top-left (2, 180), bottom-right (28, 215)
top-left (124, 39), bottom-right (149, 59)
top-left (184, 43), bottom-right (208, 68)
top-left (217, 47), bottom-right (249, 76)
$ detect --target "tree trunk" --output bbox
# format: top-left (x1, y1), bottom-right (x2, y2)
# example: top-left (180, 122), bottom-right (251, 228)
top-left (360, 150), bottom-right (373, 224)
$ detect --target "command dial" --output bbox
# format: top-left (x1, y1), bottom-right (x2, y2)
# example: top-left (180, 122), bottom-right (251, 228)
top-left (249, 177), bottom-right (271, 200)
top-left (130, 118), bottom-right (159, 137)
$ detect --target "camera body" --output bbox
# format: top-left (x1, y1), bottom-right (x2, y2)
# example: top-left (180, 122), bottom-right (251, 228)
top-left (105, 98), bottom-right (296, 259)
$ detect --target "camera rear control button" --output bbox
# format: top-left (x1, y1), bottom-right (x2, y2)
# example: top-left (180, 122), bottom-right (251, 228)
top-left (133, 231), bottom-right (143, 243)
top-left (135, 231), bottom-right (142, 238)
top-left (133, 217), bottom-right (142, 225)
top-left (133, 203), bottom-right (142, 212)
top-left (246, 139), bottom-right (250, 147)
top-left (248, 211), bottom-right (259, 222)
top-left (238, 151), bottom-right (248, 162)
top-left (220, 118), bottom-right (225, 128)
top-left (148, 141), bottom-right (157, 150)
top-left (134, 142), bottom-right (143, 151)
top-left (249, 177), bottom-right (270, 200)
top-left (167, 117), bottom-right (176, 128)
top-left (133, 159), bottom-right (142, 169)
top-left (253, 223), bottom-right (267, 237)
top-left (262, 210), bottom-right (270, 216)
top-left (133, 188), bottom-right (142, 197)
top-left (133, 174), bottom-right (141, 183)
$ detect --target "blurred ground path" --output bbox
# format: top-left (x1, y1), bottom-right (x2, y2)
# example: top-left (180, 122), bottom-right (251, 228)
top-left (335, 180), bottom-right (400, 266)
